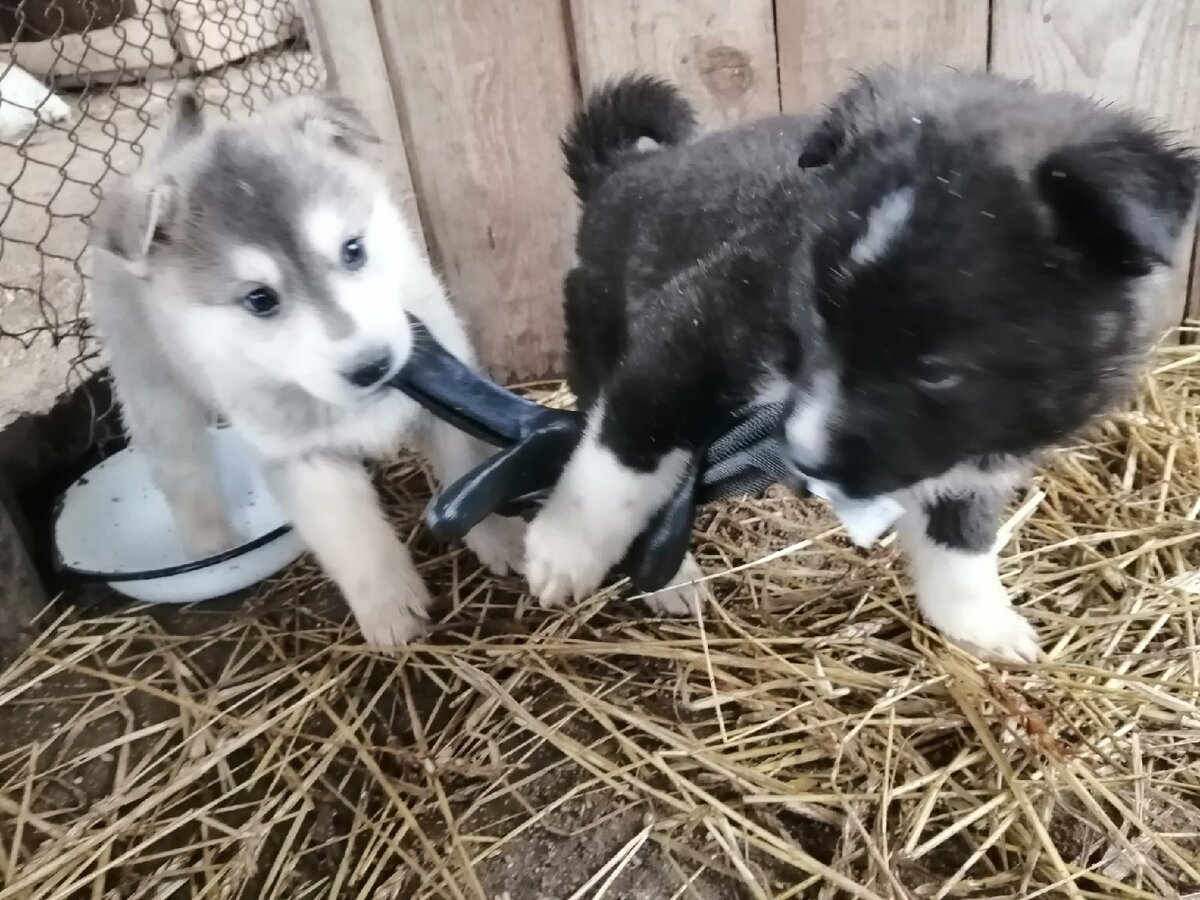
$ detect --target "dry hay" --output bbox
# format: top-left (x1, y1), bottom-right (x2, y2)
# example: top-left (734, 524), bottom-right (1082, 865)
top-left (3, 335), bottom-right (1200, 900)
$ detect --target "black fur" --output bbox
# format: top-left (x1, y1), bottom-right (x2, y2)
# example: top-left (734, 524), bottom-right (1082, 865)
top-left (924, 492), bottom-right (1002, 553)
top-left (562, 99), bottom-right (819, 464)
top-left (561, 75), bottom-right (697, 203)
top-left (559, 69), bottom-right (1198, 524)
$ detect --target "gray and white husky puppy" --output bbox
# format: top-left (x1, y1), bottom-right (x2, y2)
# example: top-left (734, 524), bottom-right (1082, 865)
top-left (88, 91), bottom-right (525, 645)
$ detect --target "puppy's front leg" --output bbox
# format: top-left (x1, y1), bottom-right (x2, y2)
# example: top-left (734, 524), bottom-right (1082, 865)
top-left (524, 403), bottom-right (691, 608)
top-left (117, 376), bottom-right (237, 558)
top-left (268, 454), bottom-right (431, 646)
top-left (897, 489), bottom-right (1038, 663)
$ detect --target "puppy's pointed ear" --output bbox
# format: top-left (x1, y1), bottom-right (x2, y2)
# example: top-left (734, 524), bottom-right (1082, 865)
top-left (273, 92), bottom-right (380, 154)
top-left (163, 88), bottom-right (204, 146)
top-left (91, 178), bottom-right (178, 275)
top-left (797, 72), bottom-right (884, 169)
top-left (797, 115), bottom-right (846, 169)
top-left (1037, 133), bottom-right (1198, 275)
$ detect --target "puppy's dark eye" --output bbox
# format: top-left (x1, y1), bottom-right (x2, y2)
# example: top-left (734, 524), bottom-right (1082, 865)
top-left (914, 355), bottom-right (963, 391)
top-left (341, 236), bottom-right (366, 270)
top-left (241, 286), bottom-right (280, 317)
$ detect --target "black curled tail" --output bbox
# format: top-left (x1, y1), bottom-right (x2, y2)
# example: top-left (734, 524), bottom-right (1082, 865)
top-left (561, 74), bottom-right (697, 202)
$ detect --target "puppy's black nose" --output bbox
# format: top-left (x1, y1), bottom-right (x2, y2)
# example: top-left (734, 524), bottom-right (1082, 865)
top-left (345, 351), bottom-right (394, 388)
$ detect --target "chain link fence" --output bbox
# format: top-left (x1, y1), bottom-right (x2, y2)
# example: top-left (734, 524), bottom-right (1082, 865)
top-left (0, 0), bottom-right (325, 433)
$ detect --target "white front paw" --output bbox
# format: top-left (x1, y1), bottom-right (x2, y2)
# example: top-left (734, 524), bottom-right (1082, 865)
top-left (524, 510), bottom-right (617, 608)
top-left (643, 554), bottom-right (710, 617)
top-left (344, 572), bottom-right (432, 647)
top-left (918, 578), bottom-right (1039, 664)
top-left (463, 514), bottom-right (527, 576)
top-left (176, 507), bottom-right (241, 559)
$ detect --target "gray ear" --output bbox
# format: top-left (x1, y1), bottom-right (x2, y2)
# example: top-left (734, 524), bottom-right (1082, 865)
top-left (270, 92), bottom-right (380, 153)
top-left (91, 178), bottom-right (178, 271)
top-left (163, 88), bottom-right (204, 145)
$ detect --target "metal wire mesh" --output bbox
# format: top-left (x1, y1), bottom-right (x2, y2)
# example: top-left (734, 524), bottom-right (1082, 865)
top-left (0, 0), bottom-right (325, 429)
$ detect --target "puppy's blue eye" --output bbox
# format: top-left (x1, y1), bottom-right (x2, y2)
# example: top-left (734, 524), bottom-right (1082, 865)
top-left (242, 286), bottom-right (280, 317)
top-left (341, 236), bottom-right (366, 270)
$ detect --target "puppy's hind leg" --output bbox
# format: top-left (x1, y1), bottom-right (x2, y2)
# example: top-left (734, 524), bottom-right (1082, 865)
top-left (642, 553), bottom-right (709, 618)
top-left (267, 455), bottom-right (432, 647)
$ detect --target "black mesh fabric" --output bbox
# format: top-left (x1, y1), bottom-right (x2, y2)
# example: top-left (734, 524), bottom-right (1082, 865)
top-left (700, 401), bottom-right (795, 501)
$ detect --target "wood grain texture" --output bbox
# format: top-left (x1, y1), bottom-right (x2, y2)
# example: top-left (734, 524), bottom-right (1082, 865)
top-left (570, 0), bottom-right (779, 128)
top-left (775, 0), bottom-right (988, 113)
top-left (992, 0), bottom-right (1200, 333)
top-left (375, 0), bottom-right (577, 378)
top-left (301, 0), bottom-right (421, 229)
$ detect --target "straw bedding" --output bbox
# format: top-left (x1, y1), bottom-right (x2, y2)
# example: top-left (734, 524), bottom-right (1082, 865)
top-left (2, 334), bottom-right (1200, 899)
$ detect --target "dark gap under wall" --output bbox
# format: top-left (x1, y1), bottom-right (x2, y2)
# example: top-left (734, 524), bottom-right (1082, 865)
top-left (0, 372), bottom-right (125, 587)
top-left (0, 0), bottom-right (135, 44)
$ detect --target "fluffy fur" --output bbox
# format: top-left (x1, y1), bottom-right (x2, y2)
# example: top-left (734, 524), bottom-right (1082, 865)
top-left (525, 70), bottom-right (1198, 661)
top-left (89, 91), bottom-right (524, 645)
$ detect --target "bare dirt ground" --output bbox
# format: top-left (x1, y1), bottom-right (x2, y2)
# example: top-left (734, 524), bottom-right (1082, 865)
top-left (0, 47), bottom-right (323, 429)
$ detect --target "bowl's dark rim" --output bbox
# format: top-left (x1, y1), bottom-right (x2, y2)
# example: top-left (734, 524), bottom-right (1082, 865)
top-left (51, 422), bottom-right (300, 583)
top-left (55, 522), bottom-right (297, 583)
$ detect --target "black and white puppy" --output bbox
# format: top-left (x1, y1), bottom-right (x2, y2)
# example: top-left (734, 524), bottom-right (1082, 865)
top-left (523, 70), bottom-right (1198, 662)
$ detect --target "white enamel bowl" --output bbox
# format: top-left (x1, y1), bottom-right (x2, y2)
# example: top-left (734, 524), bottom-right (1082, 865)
top-left (53, 426), bottom-right (305, 603)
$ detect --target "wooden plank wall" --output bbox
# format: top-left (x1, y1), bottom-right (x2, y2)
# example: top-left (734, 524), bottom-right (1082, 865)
top-left (301, 0), bottom-right (422, 229)
top-left (570, 0), bottom-right (780, 128)
top-left (374, 0), bottom-right (578, 378)
top-left (775, 0), bottom-right (990, 111)
top-left (311, 0), bottom-right (1200, 379)
top-left (991, 0), bottom-right (1200, 336)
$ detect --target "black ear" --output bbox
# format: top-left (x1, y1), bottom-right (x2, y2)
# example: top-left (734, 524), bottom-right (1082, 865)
top-left (1037, 134), bottom-right (1198, 275)
top-left (798, 72), bottom-right (884, 170)
top-left (797, 115), bottom-right (846, 169)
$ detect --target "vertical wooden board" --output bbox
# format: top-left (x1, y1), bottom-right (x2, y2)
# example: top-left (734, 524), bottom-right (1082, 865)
top-left (1188, 231), bottom-right (1200, 324)
top-left (375, 0), bottom-right (577, 379)
top-left (775, 0), bottom-right (988, 113)
top-left (300, 0), bottom-right (421, 230)
top-left (570, 0), bottom-right (779, 128)
top-left (992, 0), bottom-right (1200, 333)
